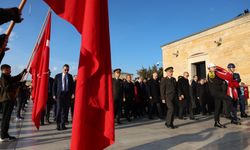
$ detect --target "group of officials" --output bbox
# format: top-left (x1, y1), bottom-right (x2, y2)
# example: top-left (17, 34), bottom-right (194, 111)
top-left (113, 63), bottom-right (249, 129)
top-left (0, 6), bottom-right (249, 145)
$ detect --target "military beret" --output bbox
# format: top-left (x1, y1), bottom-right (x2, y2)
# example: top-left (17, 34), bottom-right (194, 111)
top-left (164, 67), bottom-right (174, 72)
top-left (113, 68), bottom-right (121, 73)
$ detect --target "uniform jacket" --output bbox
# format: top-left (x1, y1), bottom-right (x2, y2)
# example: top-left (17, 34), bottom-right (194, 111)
top-left (160, 77), bottom-right (177, 100)
top-left (112, 78), bottom-right (123, 101)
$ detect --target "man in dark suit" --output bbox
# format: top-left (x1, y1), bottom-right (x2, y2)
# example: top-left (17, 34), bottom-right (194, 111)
top-left (177, 72), bottom-right (196, 120)
top-left (148, 72), bottom-right (163, 119)
top-left (53, 64), bottom-right (74, 130)
top-left (160, 67), bottom-right (177, 129)
top-left (112, 68), bottom-right (123, 124)
top-left (123, 74), bottom-right (135, 122)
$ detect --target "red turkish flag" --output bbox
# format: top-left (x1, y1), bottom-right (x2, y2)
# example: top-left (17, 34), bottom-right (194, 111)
top-left (43, 0), bottom-right (114, 149)
top-left (30, 12), bottom-right (51, 129)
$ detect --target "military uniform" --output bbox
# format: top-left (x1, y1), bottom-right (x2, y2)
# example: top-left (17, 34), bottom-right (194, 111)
top-left (112, 78), bottom-right (123, 123)
top-left (160, 76), bottom-right (177, 127)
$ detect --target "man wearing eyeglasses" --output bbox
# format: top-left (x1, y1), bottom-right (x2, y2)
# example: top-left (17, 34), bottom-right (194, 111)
top-left (53, 64), bottom-right (74, 131)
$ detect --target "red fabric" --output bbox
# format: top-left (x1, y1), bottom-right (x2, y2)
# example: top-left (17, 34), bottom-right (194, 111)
top-left (244, 86), bottom-right (249, 99)
top-left (43, 0), bottom-right (114, 149)
top-left (29, 12), bottom-right (51, 129)
top-left (30, 44), bottom-right (39, 101)
top-left (215, 66), bottom-right (239, 100)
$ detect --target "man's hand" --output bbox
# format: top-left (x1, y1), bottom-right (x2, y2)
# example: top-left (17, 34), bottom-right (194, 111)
top-left (22, 69), bottom-right (27, 74)
top-left (71, 94), bottom-right (75, 99)
top-left (53, 96), bottom-right (56, 100)
top-left (10, 7), bottom-right (23, 23)
top-left (179, 95), bottom-right (184, 101)
top-left (162, 99), bottom-right (166, 103)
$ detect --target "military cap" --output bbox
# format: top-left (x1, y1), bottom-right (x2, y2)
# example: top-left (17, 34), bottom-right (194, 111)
top-left (164, 67), bottom-right (174, 72)
top-left (113, 68), bottom-right (121, 73)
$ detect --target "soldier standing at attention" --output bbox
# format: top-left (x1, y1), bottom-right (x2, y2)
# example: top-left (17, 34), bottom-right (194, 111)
top-left (112, 68), bottom-right (123, 124)
top-left (160, 67), bottom-right (177, 129)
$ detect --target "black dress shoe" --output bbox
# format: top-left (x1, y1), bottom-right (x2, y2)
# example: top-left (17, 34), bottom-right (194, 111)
top-left (231, 120), bottom-right (241, 125)
top-left (148, 116), bottom-right (153, 120)
top-left (178, 117), bottom-right (186, 120)
top-left (190, 117), bottom-right (196, 120)
top-left (127, 118), bottom-right (131, 122)
top-left (165, 123), bottom-right (177, 129)
top-left (56, 126), bottom-right (61, 130)
top-left (170, 124), bottom-right (177, 129)
top-left (61, 126), bottom-right (68, 130)
top-left (7, 136), bottom-right (16, 141)
top-left (241, 113), bottom-right (248, 118)
top-left (117, 121), bottom-right (122, 125)
top-left (214, 122), bottom-right (226, 128)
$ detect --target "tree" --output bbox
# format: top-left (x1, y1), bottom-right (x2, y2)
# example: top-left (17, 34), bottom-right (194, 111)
top-left (137, 64), bottom-right (163, 79)
top-left (137, 66), bottom-right (147, 79)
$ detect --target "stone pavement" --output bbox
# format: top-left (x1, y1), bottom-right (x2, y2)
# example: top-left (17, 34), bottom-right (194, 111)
top-left (0, 101), bottom-right (250, 150)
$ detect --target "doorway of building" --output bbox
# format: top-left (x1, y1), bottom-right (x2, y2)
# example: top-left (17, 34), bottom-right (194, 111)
top-left (192, 61), bottom-right (206, 79)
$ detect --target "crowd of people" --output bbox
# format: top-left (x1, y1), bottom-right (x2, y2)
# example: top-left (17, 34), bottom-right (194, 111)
top-left (112, 63), bottom-right (249, 129)
top-left (0, 7), bottom-right (79, 142)
top-left (0, 6), bottom-right (250, 144)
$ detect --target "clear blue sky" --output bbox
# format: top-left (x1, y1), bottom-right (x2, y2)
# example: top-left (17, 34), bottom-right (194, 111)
top-left (0, 0), bottom-right (249, 77)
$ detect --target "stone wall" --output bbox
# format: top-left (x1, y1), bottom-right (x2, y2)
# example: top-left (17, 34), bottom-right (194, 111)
top-left (161, 14), bottom-right (250, 102)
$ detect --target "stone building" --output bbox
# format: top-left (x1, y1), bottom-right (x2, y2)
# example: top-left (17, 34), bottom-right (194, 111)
top-left (161, 13), bottom-right (250, 86)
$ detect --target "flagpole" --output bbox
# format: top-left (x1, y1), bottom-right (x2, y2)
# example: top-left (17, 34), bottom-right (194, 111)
top-left (5, 0), bottom-right (27, 37)
top-left (0, 0), bottom-right (27, 54)
top-left (22, 9), bottom-right (51, 81)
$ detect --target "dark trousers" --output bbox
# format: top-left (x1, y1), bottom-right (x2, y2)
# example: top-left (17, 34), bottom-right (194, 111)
top-left (148, 100), bottom-right (163, 118)
top-left (56, 92), bottom-right (70, 128)
top-left (239, 95), bottom-right (246, 114)
top-left (200, 97), bottom-right (212, 114)
top-left (214, 97), bottom-right (223, 122)
top-left (41, 99), bottom-right (53, 123)
top-left (214, 94), bottom-right (236, 122)
top-left (114, 98), bottom-right (122, 122)
top-left (65, 98), bottom-right (70, 122)
top-left (70, 99), bottom-right (75, 119)
top-left (124, 99), bottom-right (133, 120)
top-left (165, 95), bottom-right (175, 126)
top-left (53, 100), bottom-right (57, 120)
top-left (16, 97), bottom-right (24, 118)
top-left (1, 100), bottom-right (14, 138)
top-left (178, 99), bottom-right (194, 118)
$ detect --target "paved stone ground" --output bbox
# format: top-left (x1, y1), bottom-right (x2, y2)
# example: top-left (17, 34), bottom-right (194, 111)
top-left (0, 101), bottom-right (250, 150)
